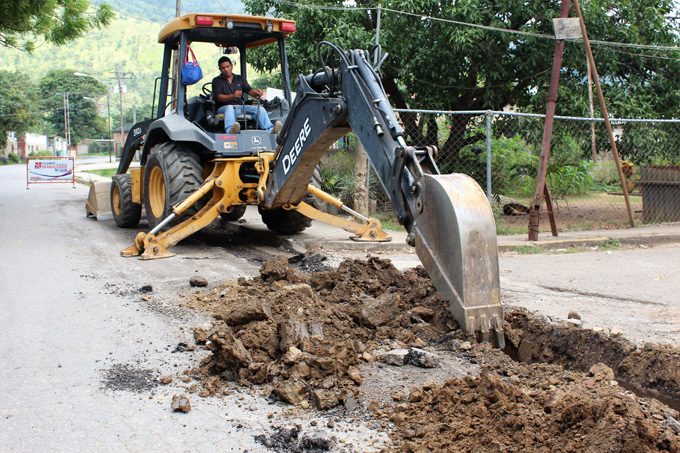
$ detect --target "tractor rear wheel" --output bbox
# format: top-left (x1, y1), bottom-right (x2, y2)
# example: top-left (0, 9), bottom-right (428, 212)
top-left (258, 166), bottom-right (322, 234)
top-left (111, 174), bottom-right (142, 228)
top-left (144, 142), bottom-right (205, 230)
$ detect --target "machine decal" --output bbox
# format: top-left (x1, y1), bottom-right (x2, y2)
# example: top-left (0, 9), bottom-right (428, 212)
top-left (223, 141), bottom-right (237, 149)
top-left (282, 117), bottom-right (311, 175)
top-left (251, 136), bottom-right (262, 145)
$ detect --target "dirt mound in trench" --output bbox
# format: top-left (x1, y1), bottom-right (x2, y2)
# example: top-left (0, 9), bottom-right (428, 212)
top-left (184, 255), bottom-right (680, 451)
top-left (390, 348), bottom-right (679, 452)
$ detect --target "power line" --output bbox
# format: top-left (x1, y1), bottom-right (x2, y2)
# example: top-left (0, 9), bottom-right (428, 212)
top-left (269, 0), bottom-right (680, 53)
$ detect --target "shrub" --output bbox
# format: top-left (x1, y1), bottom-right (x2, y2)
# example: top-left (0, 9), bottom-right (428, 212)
top-left (8, 152), bottom-right (20, 163)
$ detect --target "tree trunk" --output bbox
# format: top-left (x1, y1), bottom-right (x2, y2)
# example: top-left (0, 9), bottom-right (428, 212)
top-left (353, 140), bottom-right (369, 216)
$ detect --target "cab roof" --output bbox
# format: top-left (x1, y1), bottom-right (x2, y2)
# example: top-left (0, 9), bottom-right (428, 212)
top-left (158, 13), bottom-right (296, 48)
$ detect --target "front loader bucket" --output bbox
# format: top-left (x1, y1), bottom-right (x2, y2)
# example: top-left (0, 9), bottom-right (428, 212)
top-left (412, 173), bottom-right (504, 347)
top-left (85, 181), bottom-right (112, 220)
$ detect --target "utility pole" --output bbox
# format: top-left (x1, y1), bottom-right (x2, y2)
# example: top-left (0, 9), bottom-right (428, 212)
top-left (59, 92), bottom-right (72, 147)
top-left (115, 65), bottom-right (135, 157)
top-left (176, 0), bottom-right (181, 17)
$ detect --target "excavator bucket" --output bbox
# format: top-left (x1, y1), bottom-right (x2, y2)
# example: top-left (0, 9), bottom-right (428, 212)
top-left (85, 181), bottom-right (112, 220)
top-left (412, 173), bottom-right (504, 347)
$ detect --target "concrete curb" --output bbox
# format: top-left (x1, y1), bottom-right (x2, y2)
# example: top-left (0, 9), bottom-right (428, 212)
top-left (498, 233), bottom-right (680, 253)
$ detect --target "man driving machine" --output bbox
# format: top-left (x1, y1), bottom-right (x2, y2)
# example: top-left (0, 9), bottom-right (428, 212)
top-left (212, 56), bottom-right (282, 135)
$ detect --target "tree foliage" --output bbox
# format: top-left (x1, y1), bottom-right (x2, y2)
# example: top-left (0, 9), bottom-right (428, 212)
top-left (0, 71), bottom-right (40, 148)
top-left (0, 0), bottom-right (114, 52)
top-left (244, 0), bottom-right (680, 162)
top-left (39, 69), bottom-right (108, 143)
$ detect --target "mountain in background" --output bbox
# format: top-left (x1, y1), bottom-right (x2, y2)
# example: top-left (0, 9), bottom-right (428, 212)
top-left (1, 0), bottom-right (246, 123)
top-left (92, 0), bottom-right (244, 23)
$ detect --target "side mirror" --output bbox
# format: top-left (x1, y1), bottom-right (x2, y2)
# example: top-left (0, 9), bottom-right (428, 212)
top-left (223, 46), bottom-right (238, 55)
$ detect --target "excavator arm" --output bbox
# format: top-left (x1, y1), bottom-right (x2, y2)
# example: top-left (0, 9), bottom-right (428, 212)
top-left (265, 43), bottom-right (504, 346)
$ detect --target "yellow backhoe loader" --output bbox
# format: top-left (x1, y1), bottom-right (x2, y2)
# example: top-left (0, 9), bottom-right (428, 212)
top-left (109, 14), bottom-right (504, 346)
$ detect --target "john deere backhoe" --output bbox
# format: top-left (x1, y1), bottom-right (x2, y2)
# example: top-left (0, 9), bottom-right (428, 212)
top-left (110, 13), bottom-right (504, 345)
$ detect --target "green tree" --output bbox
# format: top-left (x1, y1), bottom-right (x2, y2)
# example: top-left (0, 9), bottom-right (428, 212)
top-left (0, 1), bottom-right (114, 52)
top-left (244, 0), bottom-right (680, 163)
top-left (0, 71), bottom-right (40, 148)
top-left (39, 69), bottom-right (108, 143)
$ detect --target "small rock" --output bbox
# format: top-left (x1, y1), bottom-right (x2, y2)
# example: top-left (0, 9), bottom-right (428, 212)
top-left (405, 348), bottom-right (440, 368)
top-left (391, 390), bottom-right (405, 401)
top-left (459, 341), bottom-right (472, 351)
top-left (312, 389), bottom-right (339, 410)
top-left (139, 285), bottom-right (153, 293)
top-left (375, 348), bottom-right (408, 366)
top-left (171, 394), bottom-right (191, 413)
top-left (344, 394), bottom-right (357, 412)
top-left (347, 366), bottom-right (362, 385)
top-left (666, 416), bottom-right (680, 434)
top-left (193, 327), bottom-right (210, 344)
top-left (565, 318), bottom-right (582, 327)
top-left (300, 430), bottom-right (336, 451)
top-left (609, 326), bottom-right (623, 336)
top-left (592, 327), bottom-right (605, 333)
top-left (409, 306), bottom-right (435, 321)
top-left (281, 283), bottom-right (314, 299)
top-left (643, 342), bottom-right (657, 352)
top-left (282, 346), bottom-right (304, 364)
top-left (567, 311), bottom-right (581, 320)
top-left (190, 276), bottom-right (209, 287)
top-left (274, 379), bottom-right (308, 406)
top-left (161, 375), bottom-right (173, 385)
top-left (509, 375), bottom-right (521, 386)
top-left (589, 363), bottom-right (615, 381)
top-left (411, 338), bottom-right (425, 348)
top-left (360, 293), bottom-right (401, 328)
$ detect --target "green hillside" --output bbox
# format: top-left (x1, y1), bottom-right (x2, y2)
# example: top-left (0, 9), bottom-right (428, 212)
top-left (1, 1), bottom-right (248, 121)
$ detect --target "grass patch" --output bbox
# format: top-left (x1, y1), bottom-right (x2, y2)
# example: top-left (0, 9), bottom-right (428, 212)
top-left (513, 245), bottom-right (543, 255)
top-left (599, 238), bottom-right (621, 251)
top-left (373, 212), bottom-right (406, 232)
top-left (82, 168), bottom-right (117, 178)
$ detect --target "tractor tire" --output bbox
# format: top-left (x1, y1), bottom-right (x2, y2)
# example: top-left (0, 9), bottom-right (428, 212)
top-left (259, 205), bottom-right (313, 234)
top-left (111, 174), bottom-right (142, 228)
top-left (219, 205), bottom-right (247, 221)
top-left (259, 165), bottom-right (324, 234)
top-left (144, 142), bottom-right (205, 230)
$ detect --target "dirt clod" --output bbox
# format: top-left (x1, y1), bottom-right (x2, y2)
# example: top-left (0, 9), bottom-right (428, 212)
top-left (171, 394), bottom-right (191, 413)
top-left (190, 276), bottom-right (208, 287)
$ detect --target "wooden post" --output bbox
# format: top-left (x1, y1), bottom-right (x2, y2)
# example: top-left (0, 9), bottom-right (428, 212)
top-left (528, 0), bottom-right (571, 241)
top-left (572, 0), bottom-right (636, 227)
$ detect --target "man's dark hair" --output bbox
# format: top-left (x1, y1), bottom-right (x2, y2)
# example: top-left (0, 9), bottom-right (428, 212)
top-left (218, 56), bottom-right (232, 67)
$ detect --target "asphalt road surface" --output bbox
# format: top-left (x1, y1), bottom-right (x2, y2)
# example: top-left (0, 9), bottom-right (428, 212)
top-left (0, 163), bottom-right (389, 451)
top-left (1, 161), bottom-right (678, 450)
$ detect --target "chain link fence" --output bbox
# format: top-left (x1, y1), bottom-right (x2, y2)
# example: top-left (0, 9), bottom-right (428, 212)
top-left (322, 110), bottom-right (680, 234)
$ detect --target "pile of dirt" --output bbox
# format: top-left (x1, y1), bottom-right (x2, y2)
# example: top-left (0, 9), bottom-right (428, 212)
top-left (388, 347), bottom-right (679, 452)
top-left (183, 254), bottom-right (680, 451)
top-left (185, 255), bottom-right (458, 410)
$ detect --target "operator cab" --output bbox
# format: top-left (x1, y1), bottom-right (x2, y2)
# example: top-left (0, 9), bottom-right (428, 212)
top-left (153, 14), bottom-right (296, 138)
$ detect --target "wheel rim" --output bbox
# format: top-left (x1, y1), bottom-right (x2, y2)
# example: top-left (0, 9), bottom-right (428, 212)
top-left (112, 185), bottom-right (121, 216)
top-left (148, 166), bottom-right (166, 219)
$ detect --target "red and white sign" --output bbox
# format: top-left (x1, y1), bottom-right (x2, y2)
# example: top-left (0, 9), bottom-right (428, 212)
top-left (26, 156), bottom-right (75, 188)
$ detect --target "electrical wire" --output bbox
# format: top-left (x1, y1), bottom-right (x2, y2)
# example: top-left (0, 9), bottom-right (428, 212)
top-left (268, 0), bottom-right (680, 53)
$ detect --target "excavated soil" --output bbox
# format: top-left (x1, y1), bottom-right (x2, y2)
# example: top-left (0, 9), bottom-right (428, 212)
top-left (182, 254), bottom-right (680, 452)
